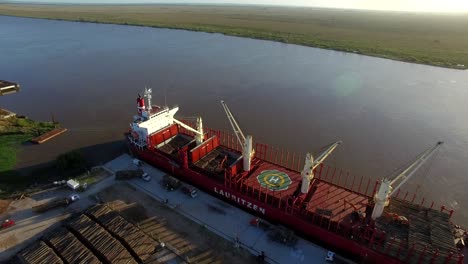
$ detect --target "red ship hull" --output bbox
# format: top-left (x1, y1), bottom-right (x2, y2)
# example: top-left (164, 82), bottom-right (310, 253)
top-left (127, 120), bottom-right (464, 264)
top-left (130, 140), bottom-right (398, 263)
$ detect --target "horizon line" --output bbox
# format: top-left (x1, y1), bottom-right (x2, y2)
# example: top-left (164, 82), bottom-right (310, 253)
top-left (2, 1), bottom-right (468, 15)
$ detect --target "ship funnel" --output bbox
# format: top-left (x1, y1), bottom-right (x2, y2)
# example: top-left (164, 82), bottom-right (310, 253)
top-left (137, 94), bottom-right (145, 115)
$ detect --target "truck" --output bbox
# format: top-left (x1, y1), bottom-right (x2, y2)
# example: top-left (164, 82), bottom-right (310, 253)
top-left (163, 175), bottom-right (181, 191)
top-left (67, 179), bottom-right (80, 190)
top-left (115, 169), bottom-right (144, 180)
top-left (32, 197), bottom-right (71, 213)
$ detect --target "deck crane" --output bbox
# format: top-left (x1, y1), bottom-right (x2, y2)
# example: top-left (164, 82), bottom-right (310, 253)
top-left (371, 141), bottom-right (443, 220)
top-left (220, 100), bottom-right (254, 171)
top-left (300, 141), bottom-right (342, 194)
top-left (172, 117), bottom-right (204, 145)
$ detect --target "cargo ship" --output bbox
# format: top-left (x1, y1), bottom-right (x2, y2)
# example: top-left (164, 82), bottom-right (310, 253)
top-left (127, 89), bottom-right (466, 264)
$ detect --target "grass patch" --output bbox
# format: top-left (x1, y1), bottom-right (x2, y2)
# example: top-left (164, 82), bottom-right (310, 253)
top-left (0, 133), bottom-right (31, 172)
top-left (0, 116), bottom-right (57, 196)
top-left (0, 4), bottom-right (467, 69)
top-left (76, 168), bottom-right (107, 185)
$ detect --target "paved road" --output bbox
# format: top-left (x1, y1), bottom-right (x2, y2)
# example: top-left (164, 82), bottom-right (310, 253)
top-left (105, 154), bottom-right (340, 264)
top-left (0, 170), bottom-right (115, 261)
top-left (0, 153), bottom-right (353, 264)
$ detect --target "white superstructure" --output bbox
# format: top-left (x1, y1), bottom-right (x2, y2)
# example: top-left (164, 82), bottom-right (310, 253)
top-left (129, 89), bottom-right (203, 149)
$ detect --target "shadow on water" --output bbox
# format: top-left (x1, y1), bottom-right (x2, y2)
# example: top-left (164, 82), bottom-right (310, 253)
top-left (0, 140), bottom-right (127, 198)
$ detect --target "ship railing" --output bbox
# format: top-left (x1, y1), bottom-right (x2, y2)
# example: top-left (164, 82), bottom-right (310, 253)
top-left (182, 123), bottom-right (457, 217)
top-left (382, 236), bottom-right (464, 264)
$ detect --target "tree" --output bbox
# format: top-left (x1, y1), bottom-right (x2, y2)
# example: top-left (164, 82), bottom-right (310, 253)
top-left (56, 151), bottom-right (86, 172)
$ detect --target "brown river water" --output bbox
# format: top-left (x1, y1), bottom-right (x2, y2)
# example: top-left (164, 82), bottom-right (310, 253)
top-left (1, 16), bottom-right (468, 226)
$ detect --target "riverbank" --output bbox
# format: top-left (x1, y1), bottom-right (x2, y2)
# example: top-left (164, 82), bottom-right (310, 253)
top-left (0, 4), bottom-right (467, 70)
top-left (0, 114), bottom-right (56, 174)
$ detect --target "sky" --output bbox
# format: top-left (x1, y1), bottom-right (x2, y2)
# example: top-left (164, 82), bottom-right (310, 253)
top-left (6, 0), bottom-right (468, 13)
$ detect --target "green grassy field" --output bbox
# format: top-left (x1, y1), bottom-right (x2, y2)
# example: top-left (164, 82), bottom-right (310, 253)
top-left (0, 4), bottom-right (467, 69)
top-left (0, 117), bottom-right (55, 173)
top-left (0, 116), bottom-right (56, 196)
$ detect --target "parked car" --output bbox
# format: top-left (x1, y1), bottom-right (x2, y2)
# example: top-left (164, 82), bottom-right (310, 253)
top-left (69, 194), bottom-right (80, 202)
top-left (1, 219), bottom-right (15, 229)
top-left (133, 159), bottom-right (143, 167)
top-left (182, 185), bottom-right (198, 198)
top-left (142, 172), bottom-right (151, 182)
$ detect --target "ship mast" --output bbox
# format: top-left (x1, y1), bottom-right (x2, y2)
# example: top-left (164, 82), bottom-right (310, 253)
top-left (371, 141), bottom-right (443, 220)
top-left (300, 141), bottom-right (342, 194)
top-left (144, 87), bottom-right (152, 111)
top-left (220, 101), bottom-right (254, 172)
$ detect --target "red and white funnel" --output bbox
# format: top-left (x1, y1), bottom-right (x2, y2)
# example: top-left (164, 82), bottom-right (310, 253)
top-left (137, 94), bottom-right (145, 115)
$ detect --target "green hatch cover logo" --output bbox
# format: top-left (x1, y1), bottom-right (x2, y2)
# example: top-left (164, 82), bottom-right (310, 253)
top-left (257, 170), bottom-right (292, 191)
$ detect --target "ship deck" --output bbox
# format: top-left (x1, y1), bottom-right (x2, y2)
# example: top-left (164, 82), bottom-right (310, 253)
top-left (376, 199), bottom-right (457, 258)
top-left (244, 161), bottom-right (370, 223)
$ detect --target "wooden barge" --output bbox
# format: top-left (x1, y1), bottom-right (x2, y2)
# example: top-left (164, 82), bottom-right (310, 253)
top-left (0, 80), bottom-right (20, 96)
top-left (31, 128), bottom-right (67, 144)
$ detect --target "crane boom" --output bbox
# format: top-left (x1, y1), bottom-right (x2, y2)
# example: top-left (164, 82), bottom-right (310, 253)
top-left (172, 118), bottom-right (204, 144)
top-left (371, 141), bottom-right (443, 219)
top-left (301, 141), bottom-right (342, 194)
top-left (389, 141), bottom-right (443, 196)
top-left (220, 100), bottom-right (246, 146)
top-left (312, 141), bottom-right (342, 170)
top-left (172, 118), bottom-right (202, 135)
top-left (220, 100), bottom-right (254, 171)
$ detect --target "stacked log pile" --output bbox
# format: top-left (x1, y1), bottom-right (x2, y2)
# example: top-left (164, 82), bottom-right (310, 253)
top-left (87, 204), bottom-right (156, 262)
top-left (68, 214), bottom-right (136, 264)
top-left (377, 198), bottom-right (457, 263)
top-left (138, 217), bottom-right (221, 264)
top-left (43, 228), bottom-right (101, 264)
top-left (18, 241), bottom-right (63, 264)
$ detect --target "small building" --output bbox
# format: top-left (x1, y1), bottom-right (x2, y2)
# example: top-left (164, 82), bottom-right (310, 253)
top-left (0, 80), bottom-right (20, 96)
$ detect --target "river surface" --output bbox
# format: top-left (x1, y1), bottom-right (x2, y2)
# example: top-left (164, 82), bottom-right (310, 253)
top-left (1, 16), bottom-right (468, 225)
